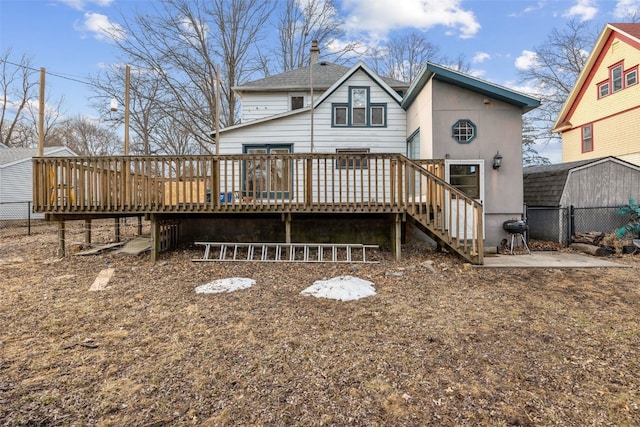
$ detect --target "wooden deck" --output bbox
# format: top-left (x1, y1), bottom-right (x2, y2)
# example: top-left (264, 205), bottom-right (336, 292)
top-left (33, 153), bottom-right (483, 264)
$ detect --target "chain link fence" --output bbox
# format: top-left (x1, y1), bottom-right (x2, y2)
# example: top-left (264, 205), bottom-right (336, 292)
top-left (1, 201), bottom-right (150, 247)
top-left (525, 206), bottom-right (570, 245)
top-left (0, 201), bottom-right (45, 237)
top-left (526, 204), bottom-right (633, 246)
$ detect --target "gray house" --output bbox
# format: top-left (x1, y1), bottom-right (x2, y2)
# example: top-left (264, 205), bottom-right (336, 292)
top-left (403, 62), bottom-right (540, 247)
top-left (523, 157), bottom-right (640, 244)
top-left (0, 146), bottom-right (77, 220)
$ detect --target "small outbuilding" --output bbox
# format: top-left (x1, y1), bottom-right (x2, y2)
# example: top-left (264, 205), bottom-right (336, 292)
top-left (0, 146), bottom-right (77, 220)
top-left (523, 156), bottom-right (640, 245)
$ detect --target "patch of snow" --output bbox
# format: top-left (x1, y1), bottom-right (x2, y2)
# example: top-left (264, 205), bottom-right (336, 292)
top-left (300, 275), bottom-right (376, 301)
top-left (195, 277), bottom-right (256, 294)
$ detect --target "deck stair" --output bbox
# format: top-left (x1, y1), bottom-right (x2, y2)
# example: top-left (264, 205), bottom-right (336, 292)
top-left (193, 242), bottom-right (379, 263)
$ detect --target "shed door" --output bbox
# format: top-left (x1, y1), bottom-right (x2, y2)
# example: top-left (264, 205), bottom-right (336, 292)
top-left (445, 160), bottom-right (484, 239)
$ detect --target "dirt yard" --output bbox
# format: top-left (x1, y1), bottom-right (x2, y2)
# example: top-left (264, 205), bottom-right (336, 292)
top-left (1, 221), bottom-right (639, 426)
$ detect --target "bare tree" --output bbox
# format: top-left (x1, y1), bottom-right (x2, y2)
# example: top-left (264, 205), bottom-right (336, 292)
top-left (152, 115), bottom-right (200, 155)
top-left (90, 64), bottom-right (163, 155)
top-left (367, 31), bottom-right (440, 83)
top-left (50, 116), bottom-right (122, 156)
top-left (0, 49), bottom-right (38, 147)
top-left (518, 19), bottom-right (597, 144)
top-left (439, 53), bottom-right (472, 73)
top-left (522, 115), bottom-right (551, 166)
top-left (269, 0), bottom-right (346, 72)
top-left (1, 49), bottom-right (67, 147)
top-left (104, 0), bottom-right (274, 152)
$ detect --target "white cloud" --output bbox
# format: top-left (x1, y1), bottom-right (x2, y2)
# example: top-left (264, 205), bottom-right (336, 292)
top-left (563, 0), bottom-right (598, 21)
top-left (74, 12), bottom-right (125, 42)
top-left (472, 52), bottom-right (490, 64)
top-left (524, 1), bottom-right (546, 13)
top-left (508, 1), bottom-right (546, 17)
top-left (515, 50), bottom-right (539, 71)
top-left (613, 0), bottom-right (640, 18)
top-left (341, 0), bottom-right (480, 40)
top-left (58, 0), bottom-right (114, 11)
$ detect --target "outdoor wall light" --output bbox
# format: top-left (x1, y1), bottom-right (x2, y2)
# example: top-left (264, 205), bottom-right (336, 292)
top-left (493, 151), bottom-right (503, 170)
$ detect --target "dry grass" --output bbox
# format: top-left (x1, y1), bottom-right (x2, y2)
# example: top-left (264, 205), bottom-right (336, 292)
top-left (1, 223), bottom-right (640, 426)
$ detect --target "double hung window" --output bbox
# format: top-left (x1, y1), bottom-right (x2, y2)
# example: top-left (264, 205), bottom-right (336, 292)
top-left (331, 87), bottom-right (386, 127)
top-left (582, 124), bottom-right (593, 153)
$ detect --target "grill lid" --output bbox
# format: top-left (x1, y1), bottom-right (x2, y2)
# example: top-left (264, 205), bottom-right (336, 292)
top-left (503, 220), bottom-right (528, 233)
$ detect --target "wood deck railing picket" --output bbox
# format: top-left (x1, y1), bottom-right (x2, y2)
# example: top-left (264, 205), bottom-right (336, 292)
top-left (33, 153), bottom-right (483, 264)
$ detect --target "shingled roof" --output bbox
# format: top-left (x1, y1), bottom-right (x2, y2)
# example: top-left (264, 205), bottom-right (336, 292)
top-left (523, 158), bottom-right (606, 206)
top-left (0, 146), bottom-right (72, 168)
top-left (233, 62), bottom-right (409, 93)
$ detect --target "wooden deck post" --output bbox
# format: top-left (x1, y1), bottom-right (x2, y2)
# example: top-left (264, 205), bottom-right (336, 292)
top-left (84, 219), bottom-right (92, 244)
top-left (137, 216), bottom-right (143, 235)
top-left (114, 218), bottom-right (120, 243)
top-left (57, 220), bottom-right (66, 257)
top-left (305, 159), bottom-right (313, 206)
top-left (392, 213), bottom-right (402, 260)
top-left (151, 214), bottom-right (160, 262)
top-left (283, 213), bottom-right (292, 243)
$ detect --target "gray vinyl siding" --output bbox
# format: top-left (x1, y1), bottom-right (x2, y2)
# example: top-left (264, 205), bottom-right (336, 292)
top-left (0, 160), bottom-right (42, 219)
top-left (0, 147), bottom-right (77, 219)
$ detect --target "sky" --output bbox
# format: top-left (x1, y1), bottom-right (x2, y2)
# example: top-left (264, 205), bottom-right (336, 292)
top-left (1, 0), bottom-right (640, 163)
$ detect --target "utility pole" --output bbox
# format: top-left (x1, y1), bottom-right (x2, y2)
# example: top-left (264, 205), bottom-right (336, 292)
top-left (215, 64), bottom-right (220, 155)
top-left (124, 64), bottom-right (130, 155)
top-left (309, 40), bottom-right (319, 153)
top-left (38, 68), bottom-right (45, 157)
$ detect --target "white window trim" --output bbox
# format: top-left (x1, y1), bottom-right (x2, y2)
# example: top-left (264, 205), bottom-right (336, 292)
top-left (444, 159), bottom-right (485, 239)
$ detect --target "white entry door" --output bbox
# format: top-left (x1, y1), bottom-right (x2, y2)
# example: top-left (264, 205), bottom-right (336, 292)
top-left (445, 160), bottom-right (484, 239)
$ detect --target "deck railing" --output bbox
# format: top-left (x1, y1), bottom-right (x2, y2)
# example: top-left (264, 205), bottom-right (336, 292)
top-left (34, 153), bottom-right (482, 262)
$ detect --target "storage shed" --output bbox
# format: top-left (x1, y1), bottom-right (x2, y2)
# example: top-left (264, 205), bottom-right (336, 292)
top-left (523, 157), bottom-right (640, 245)
top-left (0, 146), bottom-right (77, 220)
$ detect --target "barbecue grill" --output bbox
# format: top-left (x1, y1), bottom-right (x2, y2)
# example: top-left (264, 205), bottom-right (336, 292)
top-left (502, 220), bottom-right (531, 255)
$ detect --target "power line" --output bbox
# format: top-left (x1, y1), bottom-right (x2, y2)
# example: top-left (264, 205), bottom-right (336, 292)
top-left (0, 58), bottom-right (96, 87)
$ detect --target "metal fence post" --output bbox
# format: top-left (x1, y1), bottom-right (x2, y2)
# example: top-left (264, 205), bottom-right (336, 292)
top-left (569, 205), bottom-right (575, 243)
top-left (27, 201), bottom-right (31, 236)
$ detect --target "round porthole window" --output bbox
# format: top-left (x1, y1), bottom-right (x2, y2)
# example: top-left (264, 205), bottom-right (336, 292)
top-left (452, 119), bottom-right (476, 143)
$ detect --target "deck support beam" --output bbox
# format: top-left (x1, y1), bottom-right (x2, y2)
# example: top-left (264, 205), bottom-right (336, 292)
top-left (114, 218), bottom-right (120, 242)
top-left (84, 219), bottom-right (91, 244)
top-left (392, 213), bottom-right (402, 260)
top-left (283, 213), bottom-right (292, 243)
top-left (57, 220), bottom-right (66, 257)
top-left (151, 214), bottom-right (160, 262)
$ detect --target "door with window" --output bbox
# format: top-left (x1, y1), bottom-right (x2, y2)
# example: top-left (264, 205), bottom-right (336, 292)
top-left (445, 160), bottom-right (484, 239)
top-left (243, 144), bottom-right (292, 200)
top-left (406, 131), bottom-right (421, 197)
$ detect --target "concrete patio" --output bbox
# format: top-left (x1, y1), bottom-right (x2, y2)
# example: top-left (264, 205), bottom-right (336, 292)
top-left (477, 251), bottom-right (630, 268)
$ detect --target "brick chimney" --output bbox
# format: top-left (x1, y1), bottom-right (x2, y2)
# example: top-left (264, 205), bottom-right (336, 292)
top-left (310, 39), bottom-right (320, 65)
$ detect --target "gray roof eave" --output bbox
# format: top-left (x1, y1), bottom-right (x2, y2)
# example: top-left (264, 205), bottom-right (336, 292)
top-left (402, 62), bottom-right (541, 113)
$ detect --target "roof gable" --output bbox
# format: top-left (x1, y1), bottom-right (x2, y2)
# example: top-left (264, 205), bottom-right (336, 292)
top-left (522, 156), bottom-right (640, 206)
top-left (223, 61), bottom-right (405, 134)
top-left (553, 23), bottom-right (640, 131)
top-left (313, 61), bottom-right (404, 106)
top-left (402, 62), bottom-right (540, 113)
top-left (523, 158), bottom-right (602, 206)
